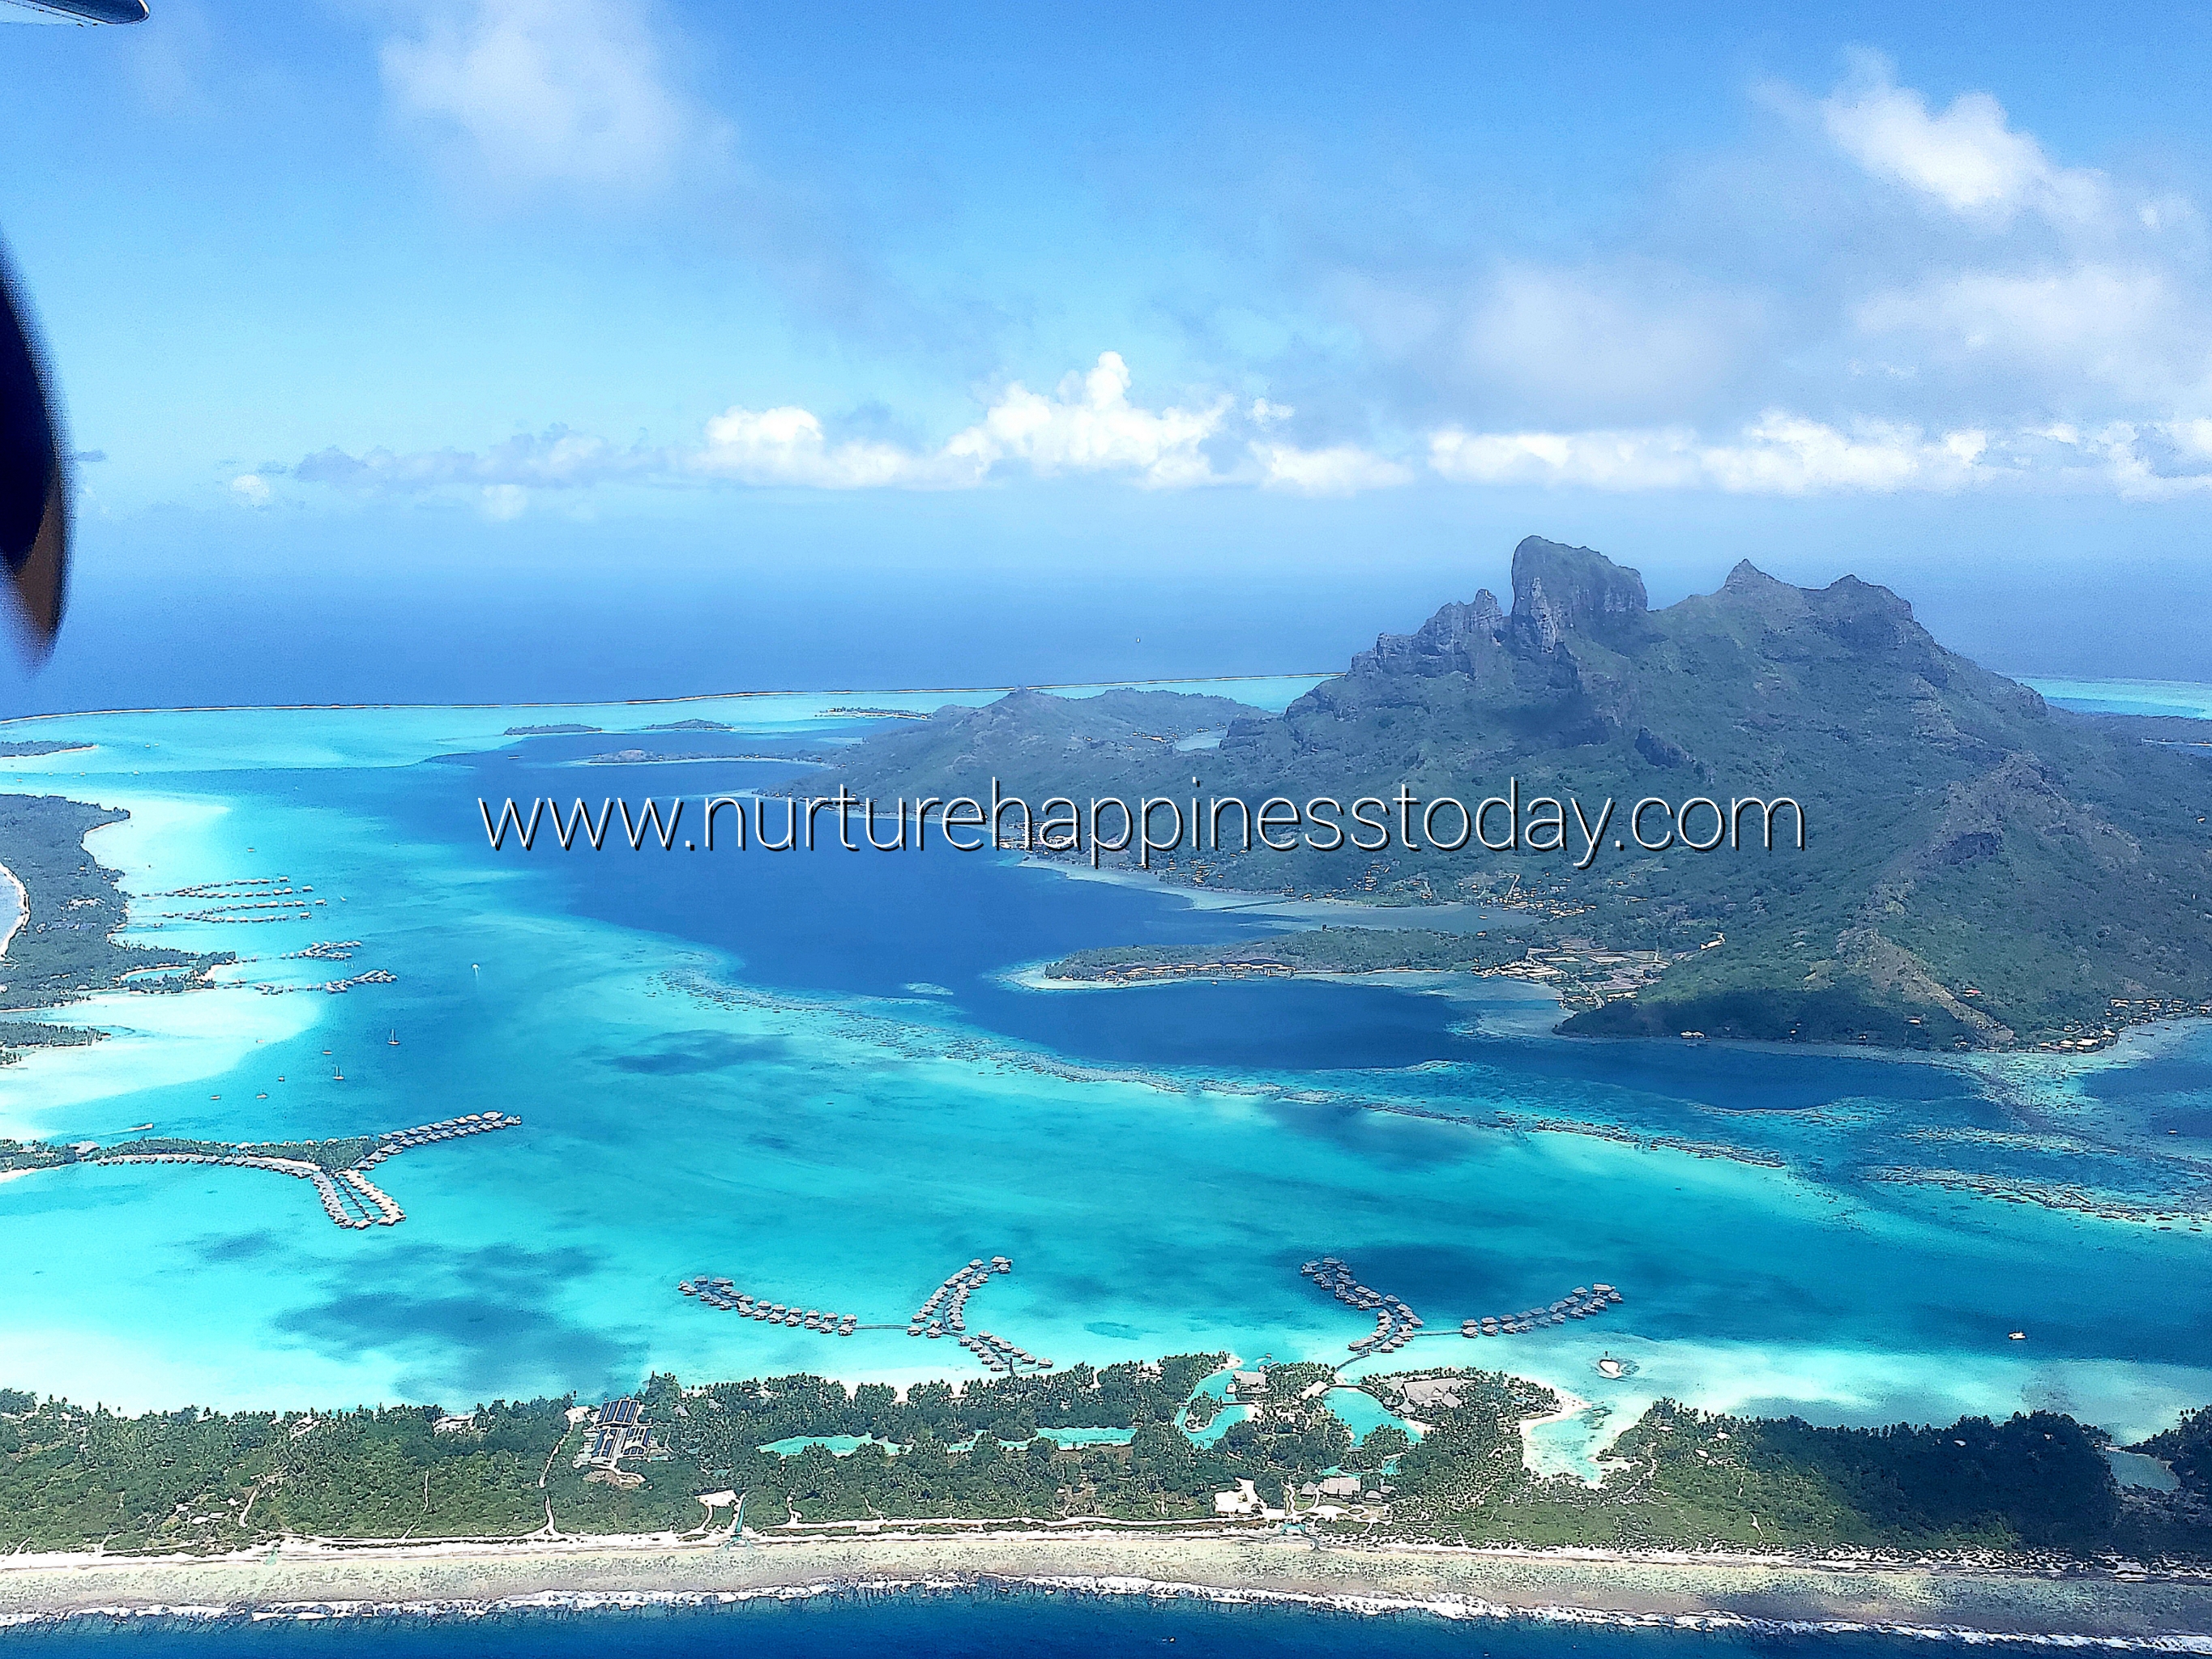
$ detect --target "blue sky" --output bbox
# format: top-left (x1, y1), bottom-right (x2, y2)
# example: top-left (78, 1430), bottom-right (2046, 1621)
top-left (3, 1), bottom-right (2211, 707)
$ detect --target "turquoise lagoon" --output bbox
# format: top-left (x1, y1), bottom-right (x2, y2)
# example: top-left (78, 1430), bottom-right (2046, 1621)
top-left (2, 682), bottom-right (2210, 1478)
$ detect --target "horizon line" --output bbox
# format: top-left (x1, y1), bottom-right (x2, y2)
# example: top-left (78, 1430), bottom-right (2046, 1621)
top-left (0, 672), bottom-right (1342, 729)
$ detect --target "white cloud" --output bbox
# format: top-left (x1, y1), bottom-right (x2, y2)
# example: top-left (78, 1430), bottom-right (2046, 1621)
top-left (480, 483), bottom-right (528, 519)
top-left (294, 428), bottom-right (655, 493)
top-left (1457, 265), bottom-right (1763, 424)
top-left (1819, 53), bottom-right (2103, 223)
top-left (1300, 53), bottom-right (2212, 483)
top-left (229, 473), bottom-right (274, 507)
top-left (378, 0), bottom-right (710, 191)
top-left (1855, 267), bottom-right (2209, 404)
top-left (1429, 428), bottom-right (1701, 491)
top-left (1428, 413), bottom-right (1988, 495)
top-left (1253, 441), bottom-right (1411, 495)
top-left (691, 354), bottom-right (1232, 489)
top-left (944, 352), bottom-right (1228, 488)
top-left (1424, 412), bottom-right (2212, 499)
top-left (294, 354), bottom-right (1253, 498)
top-left (2062, 419), bottom-right (2212, 499)
top-left (690, 406), bottom-right (958, 489)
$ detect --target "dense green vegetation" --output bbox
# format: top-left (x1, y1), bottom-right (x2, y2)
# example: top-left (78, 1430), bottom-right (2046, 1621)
top-left (819, 538), bottom-right (2212, 1050)
top-left (3, 1361), bottom-right (2205, 1561)
top-left (2132, 1406), bottom-right (2212, 1566)
top-left (91, 1134), bottom-right (381, 1172)
top-left (1374, 1375), bottom-right (2118, 1552)
top-left (2137, 1405), bottom-right (2212, 1504)
top-left (0, 1017), bottom-right (100, 1067)
top-left (1043, 926), bottom-right (1531, 982)
top-left (0, 1396), bottom-right (686, 1551)
top-left (0, 740), bottom-right (92, 757)
top-left (0, 1137), bottom-right (76, 1172)
top-left (671, 1356), bottom-right (1322, 1523)
top-left (797, 686), bottom-right (1264, 787)
top-left (0, 1020), bottom-right (96, 1048)
top-left (0, 1132), bottom-right (382, 1175)
top-left (0, 794), bottom-right (233, 1032)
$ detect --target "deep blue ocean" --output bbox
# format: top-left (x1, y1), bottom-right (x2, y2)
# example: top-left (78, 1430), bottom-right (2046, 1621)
top-left (0, 1590), bottom-right (2031, 1658)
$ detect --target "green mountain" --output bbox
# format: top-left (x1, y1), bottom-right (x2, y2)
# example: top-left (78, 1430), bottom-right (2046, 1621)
top-left (817, 537), bottom-right (2212, 1051)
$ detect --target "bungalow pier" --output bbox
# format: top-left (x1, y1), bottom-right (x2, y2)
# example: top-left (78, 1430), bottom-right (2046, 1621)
top-left (96, 1148), bottom-right (399, 1229)
top-left (907, 1256), bottom-right (1010, 1340)
top-left (1301, 1257), bottom-right (1625, 1356)
top-left (1462, 1283), bottom-right (1622, 1335)
top-left (676, 1281), bottom-right (862, 1337)
top-left (675, 1252), bottom-right (1054, 1375)
top-left (360, 1111), bottom-right (520, 1166)
top-left (84, 1111), bottom-right (521, 1230)
top-left (1301, 1258), bottom-right (1424, 1356)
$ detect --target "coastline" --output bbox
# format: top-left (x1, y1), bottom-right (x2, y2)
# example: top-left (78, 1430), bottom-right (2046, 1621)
top-left (0, 673), bottom-right (1335, 731)
top-left (4, 1533), bottom-right (2210, 1642)
top-left (999, 962), bottom-right (1506, 996)
top-left (0, 856), bottom-right (23, 957)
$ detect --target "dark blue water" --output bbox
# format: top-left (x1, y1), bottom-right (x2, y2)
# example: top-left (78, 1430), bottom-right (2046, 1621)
top-left (0, 1591), bottom-right (2013, 1657)
top-left (389, 741), bottom-right (1497, 1072)
top-left (233, 740), bottom-right (2024, 1097)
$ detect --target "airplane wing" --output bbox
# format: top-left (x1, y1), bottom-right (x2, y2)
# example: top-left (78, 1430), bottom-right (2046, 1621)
top-left (0, 253), bottom-right (68, 656)
top-left (0, 0), bottom-right (147, 20)
top-left (0, 0), bottom-right (144, 659)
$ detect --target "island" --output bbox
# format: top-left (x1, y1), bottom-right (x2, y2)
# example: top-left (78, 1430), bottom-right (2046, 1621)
top-left (0, 740), bottom-right (94, 758)
top-left (0, 795), bottom-right (235, 1058)
top-left (583, 748), bottom-right (728, 766)
top-left (1036, 925), bottom-right (1684, 1009)
top-left (1046, 927), bottom-right (1521, 982)
top-left (810, 536), bottom-right (2212, 1053)
top-left (0, 1354), bottom-right (2202, 1566)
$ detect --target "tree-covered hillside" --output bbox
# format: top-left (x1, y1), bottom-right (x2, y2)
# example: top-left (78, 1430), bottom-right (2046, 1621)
top-left (816, 538), bottom-right (2212, 1050)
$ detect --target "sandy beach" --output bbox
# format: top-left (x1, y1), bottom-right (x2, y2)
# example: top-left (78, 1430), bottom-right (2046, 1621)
top-left (0, 858), bottom-right (23, 958)
top-left (2, 1533), bottom-right (2210, 1640)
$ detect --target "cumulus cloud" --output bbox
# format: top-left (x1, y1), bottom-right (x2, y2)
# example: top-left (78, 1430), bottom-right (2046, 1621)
top-left (230, 473), bottom-right (274, 507)
top-left (942, 352), bottom-right (1228, 488)
top-left (296, 41), bottom-right (2212, 515)
top-left (293, 354), bottom-right (1260, 505)
top-left (690, 406), bottom-right (957, 489)
top-left (1253, 441), bottom-right (1411, 495)
top-left (1428, 413), bottom-right (1989, 495)
top-left (378, 0), bottom-right (713, 191)
top-left (1818, 53), bottom-right (2103, 224)
top-left (1242, 46), bottom-right (2212, 497)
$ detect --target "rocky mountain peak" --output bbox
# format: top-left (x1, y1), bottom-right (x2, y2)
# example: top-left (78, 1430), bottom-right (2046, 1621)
top-left (1349, 591), bottom-right (1504, 678)
top-left (1510, 537), bottom-right (1648, 650)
